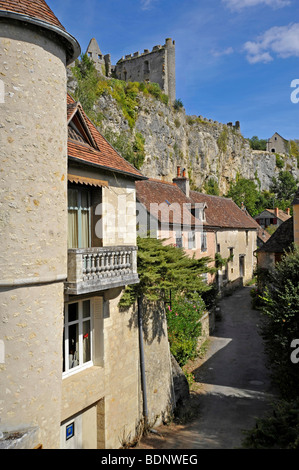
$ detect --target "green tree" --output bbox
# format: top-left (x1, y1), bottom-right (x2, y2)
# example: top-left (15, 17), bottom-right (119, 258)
top-left (226, 178), bottom-right (260, 216)
top-left (204, 178), bottom-right (220, 196)
top-left (270, 170), bottom-right (298, 209)
top-left (260, 246), bottom-right (299, 399)
top-left (249, 136), bottom-right (267, 151)
top-left (119, 236), bottom-right (213, 308)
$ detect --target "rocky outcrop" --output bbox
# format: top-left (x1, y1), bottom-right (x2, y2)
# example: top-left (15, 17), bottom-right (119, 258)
top-left (68, 70), bottom-right (298, 193)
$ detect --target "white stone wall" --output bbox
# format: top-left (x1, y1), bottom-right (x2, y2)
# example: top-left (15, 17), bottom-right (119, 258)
top-left (0, 22), bottom-right (68, 448)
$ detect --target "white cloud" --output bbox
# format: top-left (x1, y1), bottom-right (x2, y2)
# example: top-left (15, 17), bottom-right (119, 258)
top-left (244, 23), bottom-right (299, 63)
top-left (223, 0), bottom-right (291, 10)
top-left (140, 0), bottom-right (156, 10)
top-left (211, 47), bottom-right (234, 57)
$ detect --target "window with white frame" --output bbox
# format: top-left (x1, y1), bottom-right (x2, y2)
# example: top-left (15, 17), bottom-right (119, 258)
top-left (201, 231), bottom-right (207, 252)
top-left (188, 231), bottom-right (196, 249)
top-left (68, 187), bottom-right (91, 249)
top-left (63, 298), bottom-right (103, 377)
top-left (176, 230), bottom-right (183, 248)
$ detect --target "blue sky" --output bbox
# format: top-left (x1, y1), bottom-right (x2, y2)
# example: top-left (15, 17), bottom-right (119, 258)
top-left (48, 0), bottom-right (299, 141)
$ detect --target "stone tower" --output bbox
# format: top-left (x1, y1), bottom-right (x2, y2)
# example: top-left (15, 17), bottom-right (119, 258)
top-left (0, 0), bottom-right (80, 448)
top-left (114, 38), bottom-right (176, 102)
top-left (86, 37), bottom-right (111, 76)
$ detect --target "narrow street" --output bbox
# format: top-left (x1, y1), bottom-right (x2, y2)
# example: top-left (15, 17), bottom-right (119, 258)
top-left (137, 286), bottom-right (276, 449)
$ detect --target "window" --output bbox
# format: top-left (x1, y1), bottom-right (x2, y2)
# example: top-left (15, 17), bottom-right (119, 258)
top-left (63, 298), bottom-right (103, 377)
top-left (144, 60), bottom-right (150, 75)
top-left (245, 230), bottom-right (249, 246)
top-left (68, 188), bottom-right (91, 248)
top-left (188, 231), bottom-right (196, 249)
top-left (201, 231), bottom-right (207, 252)
top-left (63, 300), bottom-right (92, 375)
top-left (176, 231), bottom-right (182, 248)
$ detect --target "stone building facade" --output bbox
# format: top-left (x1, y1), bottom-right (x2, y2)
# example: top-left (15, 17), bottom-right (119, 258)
top-left (0, 0), bottom-right (80, 449)
top-left (86, 37), bottom-right (176, 103)
top-left (266, 132), bottom-right (289, 154)
top-left (0, 0), bottom-right (175, 450)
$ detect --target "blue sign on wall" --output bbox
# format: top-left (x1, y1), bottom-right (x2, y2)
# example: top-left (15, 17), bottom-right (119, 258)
top-left (66, 422), bottom-right (75, 441)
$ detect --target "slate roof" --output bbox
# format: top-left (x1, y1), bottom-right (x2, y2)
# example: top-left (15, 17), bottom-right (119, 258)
top-left (256, 208), bottom-right (291, 223)
top-left (242, 208), bottom-right (271, 244)
top-left (135, 179), bottom-right (203, 226)
top-left (189, 191), bottom-right (258, 230)
top-left (67, 94), bottom-right (145, 179)
top-left (0, 0), bottom-right (64, 29)
top-left (258, 217), bottom-right (294, 253)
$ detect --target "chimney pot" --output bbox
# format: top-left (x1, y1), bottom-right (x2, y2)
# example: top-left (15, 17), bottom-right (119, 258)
top-left (275, 207), bottom-right (279, 217)
top-left (182, 168), bottom-right (186, 178)
top-left (177, 166), bottom-right (181, 177)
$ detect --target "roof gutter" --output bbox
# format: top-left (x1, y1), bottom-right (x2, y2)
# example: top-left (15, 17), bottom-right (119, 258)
top-left (0, 10), bottom-right (81, 65)
top-left (68, 155), bottom-right (148, 181)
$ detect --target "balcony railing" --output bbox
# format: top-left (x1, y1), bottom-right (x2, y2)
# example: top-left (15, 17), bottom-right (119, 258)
top-left (65, 246), bottom-right (139, 295)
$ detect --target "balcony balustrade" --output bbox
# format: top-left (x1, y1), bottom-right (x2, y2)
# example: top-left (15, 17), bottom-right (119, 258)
top-left (65, 246), bottom-right (139, 295)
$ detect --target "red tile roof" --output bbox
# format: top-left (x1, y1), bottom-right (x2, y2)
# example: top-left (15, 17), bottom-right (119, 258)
top-left (0, 0), bottom-right (65, 29)
top-left (190, 191), bottom-right (258, 230)
top-left (67, 94), bottom-right (145, 179)
top-left (136, 179), bottom-right (204, 226)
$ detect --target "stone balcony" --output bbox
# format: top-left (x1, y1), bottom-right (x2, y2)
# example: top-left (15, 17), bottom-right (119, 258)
top-left (65, 246), bottom-right (139, 295)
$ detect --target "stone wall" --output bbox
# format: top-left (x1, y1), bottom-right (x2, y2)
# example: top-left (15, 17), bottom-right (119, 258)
top-left (88, 88), bottom-right (298, 195)
top-left (0, 22), bottom-right (68, 449)
top-left (114, 38), bottom-right (176, 103)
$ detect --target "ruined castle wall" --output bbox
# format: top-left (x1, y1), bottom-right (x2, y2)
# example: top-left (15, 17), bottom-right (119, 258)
top-left (115, 48), bottom-right (166, 93)
top-left (0, 21), bottom-right (68, 449)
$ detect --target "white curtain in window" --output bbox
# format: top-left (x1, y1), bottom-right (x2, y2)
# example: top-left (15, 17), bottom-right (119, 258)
top-left (68, 210), bottom-right (78, 249)
top-left (81, 210), bottom-right (90, 248)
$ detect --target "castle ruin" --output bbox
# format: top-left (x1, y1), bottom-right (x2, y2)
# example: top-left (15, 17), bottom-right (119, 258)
top-left (86, 37), bottom-right (176, 103)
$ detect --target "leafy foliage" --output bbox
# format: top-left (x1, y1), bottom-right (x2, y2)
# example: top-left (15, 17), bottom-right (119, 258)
top-left (217, 127), bottom-right (229, 154)
top-left (226, 177), bottom-right (260, 216)
top-left (270, 170), bottom-right (298, 210)
top-left (243, 398), bottom-right (299, 449)
top-left (166, 294), bottom-right (205, 366)
top-left (173, 98), bottom-right (184, 110)
top-left (204, 178), bottom-right (220, 196)
top-left (259, 246), bottom-right (299, 399)
top-left (103, 129), bottom-right (146, 170)
top-left (248, 135), bottom-right (267, 151)
top-left (119, 236), bottom-right (213, 308)
top-left (244, 248), bottom-right (299, 448)
top-left (226, 171), bottom-right (298, 217)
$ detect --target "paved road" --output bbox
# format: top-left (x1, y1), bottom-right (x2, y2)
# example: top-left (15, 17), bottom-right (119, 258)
top-left (137, 286), bottom-right (277, 449)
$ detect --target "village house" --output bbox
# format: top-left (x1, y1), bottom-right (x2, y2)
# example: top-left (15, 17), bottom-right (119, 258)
top-left (0, 0), bottom-right (175, 450)
top-left (254, 207), bottom-right (291, 230)
top-left (136, 168), bottom-right (258, 292)
top-left (266, 132), bottom-right (289, 155)
top-left (257, 188), bottom-right (299, 271)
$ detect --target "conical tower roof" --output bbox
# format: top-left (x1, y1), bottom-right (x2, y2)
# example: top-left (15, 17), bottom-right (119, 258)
top-left (0, 0), bottom-right (80, 64)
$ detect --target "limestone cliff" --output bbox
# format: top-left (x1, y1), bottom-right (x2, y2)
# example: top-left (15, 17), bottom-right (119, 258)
top-left (68, 71), bottom-right (298, 194)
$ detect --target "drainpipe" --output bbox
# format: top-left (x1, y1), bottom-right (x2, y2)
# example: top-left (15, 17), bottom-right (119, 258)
top-left (138, 295), bottom-right (148, 427)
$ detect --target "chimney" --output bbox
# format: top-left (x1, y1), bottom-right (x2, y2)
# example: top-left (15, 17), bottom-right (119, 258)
top-left (286, 208), bottom-right (290, 216)
top-left (275, 207), bottom-right (279, 217)
top-left (173, 167), bottom-right (190, 197)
